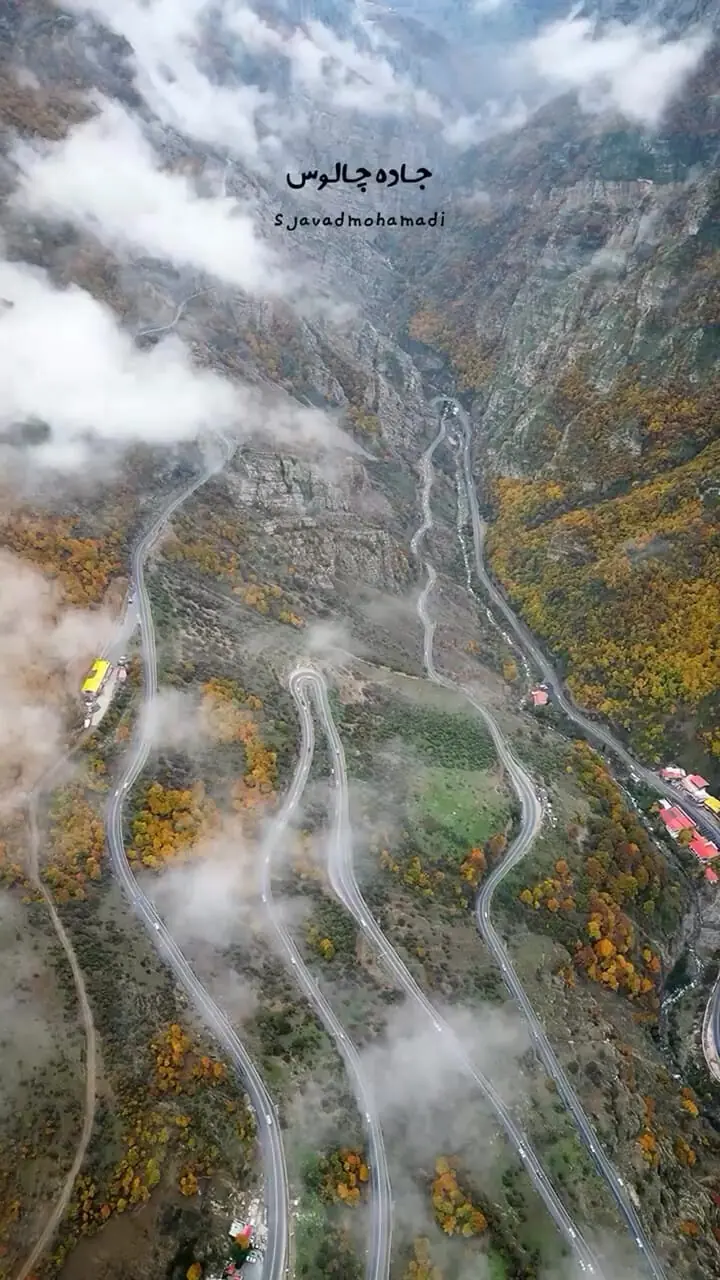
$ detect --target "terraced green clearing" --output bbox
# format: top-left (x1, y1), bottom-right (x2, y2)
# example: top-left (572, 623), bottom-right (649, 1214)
top-left (407, 765), bottom-right (510, 865)
top-left (414, 766), bottom-right (507, 842)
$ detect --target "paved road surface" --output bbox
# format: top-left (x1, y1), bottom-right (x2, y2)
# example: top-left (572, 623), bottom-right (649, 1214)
top-left (294, 661), bottom-right (603, 1278)
top-left (411, 403), bottom-right (668, 1280)
top-left (259, 675), bottom-right (393, 1280)
top-left (447, 394), bottom-right (720, 1089)
top-left (105, 438), bottom-right (290, 1280)
top-left (448, 401), bottom-right (720, 846)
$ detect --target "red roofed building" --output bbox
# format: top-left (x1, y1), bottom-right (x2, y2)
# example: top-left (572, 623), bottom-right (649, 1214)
top-left (660, 766), bottom-right (686, 780)
top-left (681, 773), bottom-right (709, 800)
top-left (689, 834), bottom-right (719, 861)
top-left (706, 867), bottom-right (718, 884)
top-left (530, 688), bottom-right (549, 707)
top-left (657, 804), bottom-right (697, 838)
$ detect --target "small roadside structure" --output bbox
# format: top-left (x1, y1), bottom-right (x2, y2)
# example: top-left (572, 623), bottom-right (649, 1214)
top-left (704, 794), bottom-right (720, 815)
top-left (706, 867), bottom-right (718, 884)
top-left (689, 834), bottom-right (719, 861)
top-left (530, 685), bottom-right (549, 708)
top-left (681, 773), bottom-right (709, 801)
top-left (660, 766), bottom-right (686, 780)
top-left (657, 801), bottom-right (697, 839)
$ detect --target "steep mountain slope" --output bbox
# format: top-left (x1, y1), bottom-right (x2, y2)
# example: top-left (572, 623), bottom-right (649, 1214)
top-left (390, 32), bottom-right (720, 778)
top-left (3, 3), bottom-right (720, 1279)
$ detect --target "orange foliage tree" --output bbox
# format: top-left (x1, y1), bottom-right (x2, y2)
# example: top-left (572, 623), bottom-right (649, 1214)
top-left (431, 1158), bottom-right (488, 1237)
top-left (486, 428), bottom-right (720, 760)
top-left (403, 1237), bottom-right (443, 1280)
top-left (517, 744), bottom-right (671, 1007)
top-left (319, 1148), bottom-right (370, 1207)
top-left (408, 309), bottom-right (496, 390)
top-left (0, 514), bottom-right (122, 606)
top-left (44, 785), bottom-right (105, 903)
top-left (128, 781), bottom-right (218, 870)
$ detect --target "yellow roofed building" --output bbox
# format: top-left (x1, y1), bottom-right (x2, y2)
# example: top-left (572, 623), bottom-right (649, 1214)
top-left (81, 658), bottom-right (111, 699)
top-left (704, 794), bottom-right (720, 816)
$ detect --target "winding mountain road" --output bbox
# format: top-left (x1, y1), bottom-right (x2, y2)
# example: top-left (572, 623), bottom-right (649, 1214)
top-left (259, 675), bottom-right (393, 1280)
top-left (451, 401), bottom-right (719, 847)
top-left (293, 662), bottom-right (603, 1277)
top-left (105, 438), bottom-right (291, 1280)
top-left (447, 397), bottom-right (720, 1094)
top-left (414, 401), bottom-right (668, 1279)
top-left (135, 289), bottom-right (215, 342)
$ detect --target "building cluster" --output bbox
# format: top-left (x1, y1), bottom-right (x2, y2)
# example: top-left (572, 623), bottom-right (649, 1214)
top-left (657, 767), bottom-right (720, 884)
top-left (658, 767), bottom-right (720, 812)
top-left (222, 1221), bottom-right (259, 1276)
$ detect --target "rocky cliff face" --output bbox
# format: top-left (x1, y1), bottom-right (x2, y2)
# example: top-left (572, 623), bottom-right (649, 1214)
top-left (386, 33), bottom-right (720, 777)
top-left (0, 0), bottom-right (470, 698)
top-left (2, 0), bottom-right (718, 769)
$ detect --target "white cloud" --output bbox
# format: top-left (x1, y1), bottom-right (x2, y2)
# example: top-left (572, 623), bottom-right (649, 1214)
top-left (0, 258), bottom-right (240, 464)
top-left (11, 99), bottom-right (297, 297)
top-left (147, 841), bottom-right (253, 949)
top-left (444, 96), bottom-right (529, 148)
top-left (519, 13), bottom-right (710, 128)
top-left (141, 687), bottom-right (211, 753)
top-left (231, 12), bottom-right (444, 120)
top-left (64, 0), bottom-right (289, 166)
top-left (444, 11), bottom-right (710, 149)
top-left (0, 255), bottom-right (359, 471)
top-left (65, 0), bottom-right (443, 148)
top-left (0, 550), bottom-right (114, 808)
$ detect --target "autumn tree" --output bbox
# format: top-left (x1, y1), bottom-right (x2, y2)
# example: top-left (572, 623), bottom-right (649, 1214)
top-left (318, 1148), bottom-right (369, 1206)
top-left (431, 1157), bottom-right (488, 1237)
top-left (403, 1237), bottom-right (443, 1280)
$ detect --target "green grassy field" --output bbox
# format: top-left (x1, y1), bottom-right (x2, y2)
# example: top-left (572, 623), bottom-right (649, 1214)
top-left (409, 765), bottom-right (509, 860)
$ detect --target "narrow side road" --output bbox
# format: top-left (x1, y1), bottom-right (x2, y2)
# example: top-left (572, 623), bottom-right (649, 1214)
top-left (105, 437), bottom-right (291, 1280)
top-left (13, 770), bottom-right (98, 1280)
top-left (454, 402), bottom-right (719, 845)
top-left (13, 609), bottom-right (134, 1280)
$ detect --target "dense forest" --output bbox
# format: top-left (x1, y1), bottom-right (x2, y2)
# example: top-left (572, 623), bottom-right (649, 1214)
top-left (486, 435), bottom-right (720, 767)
